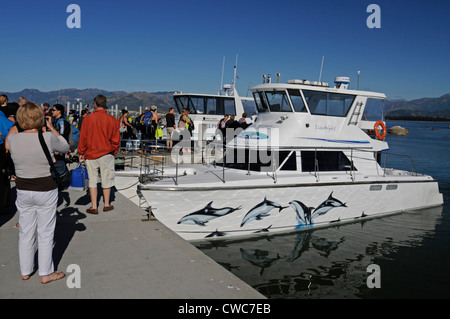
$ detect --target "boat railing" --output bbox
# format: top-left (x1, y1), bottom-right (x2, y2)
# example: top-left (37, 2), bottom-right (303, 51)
top-left (381, 152), bottom-right (417, 176)
top-left (124, 137), bottom-right (419, 186)
top-left (133, 140), bottom-right (374, 185)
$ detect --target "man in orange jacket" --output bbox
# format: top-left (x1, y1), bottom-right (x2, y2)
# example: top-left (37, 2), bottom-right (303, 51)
top-left (78, 95), bottom-right (120, 214)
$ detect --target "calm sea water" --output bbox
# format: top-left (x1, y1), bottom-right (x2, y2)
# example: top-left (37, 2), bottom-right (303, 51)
top-left (195, 121), bottom-right (450, 299)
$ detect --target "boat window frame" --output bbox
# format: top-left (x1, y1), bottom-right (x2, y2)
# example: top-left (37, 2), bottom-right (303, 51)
top-left (224, 98), bottom-right (236, 115)
top-left (287, 89), bottom-right (308, 113)
top-left (174, 95), bottom-right (237, 115)
top-left (174, 95), bottom-right (187, 113)
top-left (300, 151), bottom-right (356, 172)
top-left (217, 150), bottom-right (297, 172)
top-left (363, 97), bottom-right (385, 122)
top-left (189, 96), bottom-right (205, 114)
top-left (264, 90), bottom-right (294, 112)
top-left (241, 99), bottom-right (258, 116)
top-left (302, 90), bottom-right (356, 117)
top-left (253, 91), bottom-right (269, 113)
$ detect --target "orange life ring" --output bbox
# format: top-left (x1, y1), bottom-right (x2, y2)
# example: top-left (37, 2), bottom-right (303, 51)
top-left (374, 120), bottom-right (387, 140)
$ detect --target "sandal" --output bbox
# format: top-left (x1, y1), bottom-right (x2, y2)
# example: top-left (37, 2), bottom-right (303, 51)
top-left (41, 271), bottom-right (65, 284)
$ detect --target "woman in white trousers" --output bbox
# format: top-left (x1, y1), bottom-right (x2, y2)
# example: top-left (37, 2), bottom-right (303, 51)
top-left (16, 189), bottom-right (58, 279)
top-left (6, 103), bottom-right (69, 284)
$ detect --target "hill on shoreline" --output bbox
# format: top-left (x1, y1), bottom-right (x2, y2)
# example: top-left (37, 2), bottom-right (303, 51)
top-left (385, 93), bottom-right (450, 121)
top-left (2, 88), bottom-right (175, 111)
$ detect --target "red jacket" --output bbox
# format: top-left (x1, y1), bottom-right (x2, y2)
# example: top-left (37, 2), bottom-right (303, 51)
top-left (77, 108), bottom-right (120, 160)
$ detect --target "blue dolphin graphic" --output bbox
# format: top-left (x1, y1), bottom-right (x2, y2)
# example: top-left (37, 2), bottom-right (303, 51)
top-left (240, 197), bottom-right (288, 227)
top-left (311, 192), bottom-right (347, 220)
top-left (178, 201), bottom-right (241, 226)
top-left (289, 200), bottom-right (314, 226)
top-left (290, 192), bottom-right (347, 227)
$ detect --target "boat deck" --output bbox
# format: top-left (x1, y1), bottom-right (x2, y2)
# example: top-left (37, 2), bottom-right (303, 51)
top-left (136, 160), bottom-right (436, 191)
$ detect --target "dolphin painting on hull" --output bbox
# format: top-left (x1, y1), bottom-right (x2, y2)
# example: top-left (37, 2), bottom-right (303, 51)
top-left (289, 200), bottom-right (314, 226)
top-left (178, 201), bottom-right (241, 226)
top-left (240, 197), bottom-right (288, 227)
top-left (289, 192), bottom-right (347, 227)
top-left (312, 192), bottom-right (347, 219)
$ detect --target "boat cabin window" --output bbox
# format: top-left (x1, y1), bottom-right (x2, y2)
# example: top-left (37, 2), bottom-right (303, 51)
top-left (301, 151), bottom-right (356, 172)
top-left (174, 95), bottom-right (236, 115)
top-left (224, 99), bottom-right (235, 115)
top-left (287, 89), bottom-right (308, 112)
top-left (205, 97), bottom-right (217, 114)
top-left (265, 91), bottom-right (293, 112)
top-left (242, 99), bottom-right (258, 116)
top-left (302, 90), bottom-right (355, 117)
top-left (253, 92), bottom-right (269, 113)
top-left (191, 97), bottom-right (205, 114)
top-left (218, 150), bottom-right (297, 172)
top-left (363, 98), bottom-right (385, 121)
top-left (174, 96), bottom-right (189, 113)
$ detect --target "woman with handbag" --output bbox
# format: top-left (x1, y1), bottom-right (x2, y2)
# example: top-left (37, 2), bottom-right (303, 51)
top-left (6, 102), bottom-right (69, 284)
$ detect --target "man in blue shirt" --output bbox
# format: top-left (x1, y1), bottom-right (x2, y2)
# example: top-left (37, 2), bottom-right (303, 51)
top-left (0, 110), bottom-right (14, 212)
top-left (0, 110), bottom-right (13, 144)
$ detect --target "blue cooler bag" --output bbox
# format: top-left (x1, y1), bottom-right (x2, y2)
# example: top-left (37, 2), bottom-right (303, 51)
top-left (70, 165), bottom-right (88, 189)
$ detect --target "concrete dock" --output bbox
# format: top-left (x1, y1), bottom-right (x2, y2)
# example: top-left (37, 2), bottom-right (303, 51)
top-left (0, 183), bottom-right (265, 299)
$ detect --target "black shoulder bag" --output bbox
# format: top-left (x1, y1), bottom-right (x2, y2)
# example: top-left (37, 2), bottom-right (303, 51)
top-left (38, 130), bottom-right (72, 190)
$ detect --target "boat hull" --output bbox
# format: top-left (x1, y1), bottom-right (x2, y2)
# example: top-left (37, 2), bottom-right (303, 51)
top-left (140, 179), bottom-right (443, 241)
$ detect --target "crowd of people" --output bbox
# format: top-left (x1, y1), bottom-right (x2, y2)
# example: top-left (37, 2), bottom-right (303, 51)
top-left (0, 94), bottom-right (119, 284)
top-left (217, 112), bottom-right (251, 143)
top-left (0, 93), bottom-right (253, 285)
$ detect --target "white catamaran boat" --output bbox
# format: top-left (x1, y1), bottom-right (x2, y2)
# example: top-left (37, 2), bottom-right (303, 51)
top-left (138, 76), bottom-right (443, 241)
top-left (114, 71), bottom-right (256, 204)
top-left (173, 68), bottom-right (257, 141)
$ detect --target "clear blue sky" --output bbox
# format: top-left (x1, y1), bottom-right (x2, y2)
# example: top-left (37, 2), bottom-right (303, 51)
top-left (1, 0), bottom-right (449, 100)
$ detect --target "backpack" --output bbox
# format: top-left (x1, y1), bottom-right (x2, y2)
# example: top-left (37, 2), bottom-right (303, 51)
top-left (69, 124), bottom-right (79, 152)
top-left (143, 111), bottom-right (153, 127)
top-left (56, 118), bottom-right (79, 152)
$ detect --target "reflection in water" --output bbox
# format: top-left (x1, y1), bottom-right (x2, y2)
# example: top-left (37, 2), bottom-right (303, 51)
top-left (195, 206), bottom-right (444, 299)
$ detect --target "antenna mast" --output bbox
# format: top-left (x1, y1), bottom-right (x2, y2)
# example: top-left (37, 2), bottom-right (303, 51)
top-left (318, 56), bottom-right (325, 82)
top-left (220, 56), bottom-right (225, 93)
top-left (233, 54), bottom-right (238, 88)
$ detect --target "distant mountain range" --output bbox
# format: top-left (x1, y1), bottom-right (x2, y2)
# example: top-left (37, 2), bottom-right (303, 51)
top-left (2, 88), bottom-right (449, 120)
top-left (2, 88), bottom-right (175, 111)
top-left (385, 93), bottom-right (450, 121)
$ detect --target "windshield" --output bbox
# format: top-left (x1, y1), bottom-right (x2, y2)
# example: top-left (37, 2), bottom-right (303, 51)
top-left (264, 91), bottom-right (293, 112)
top-left (287, 89), bottom-right (307, 112)
top-left (242, 99), bottom-right (258, 116)
top-left (363, 98), bottom-right (385, 121)
top-left (173, 95), bottom-right (236, 115)
top-left (253, 92), bottom-right (269, 113)
top-left (303, 90), bottom-right (355, 117)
